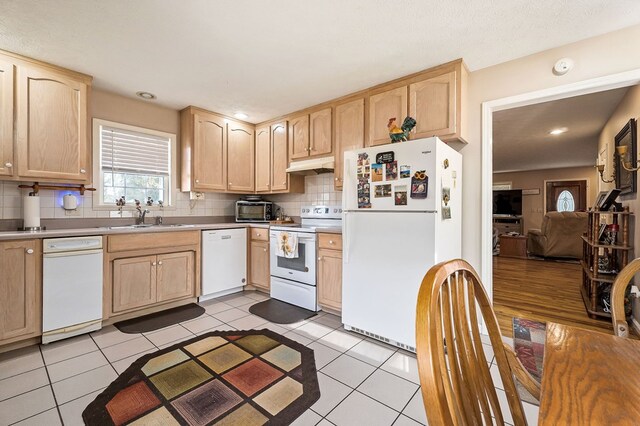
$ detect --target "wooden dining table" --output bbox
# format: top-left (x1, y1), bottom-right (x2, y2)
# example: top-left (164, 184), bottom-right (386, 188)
top-left (538, 322), bottom-right (640, 425)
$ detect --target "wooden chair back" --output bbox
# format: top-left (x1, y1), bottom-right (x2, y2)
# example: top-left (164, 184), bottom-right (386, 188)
top-left (610, 257), bottom-right (640, 338)
top-left (415, 259), bottom-right (540, 426)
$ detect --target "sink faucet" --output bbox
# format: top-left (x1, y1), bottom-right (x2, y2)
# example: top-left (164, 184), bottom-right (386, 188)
top-left (136, 207), bottom-right (150, 225)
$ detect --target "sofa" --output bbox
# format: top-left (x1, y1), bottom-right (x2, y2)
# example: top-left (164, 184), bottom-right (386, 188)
top-left (527, 211), bottom-right (588, 258)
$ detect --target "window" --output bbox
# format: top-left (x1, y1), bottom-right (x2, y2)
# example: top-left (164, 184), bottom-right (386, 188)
top-left (93, 119), bottom-right (176, 208)
top-left (556, 190), bottom-right (575, 212)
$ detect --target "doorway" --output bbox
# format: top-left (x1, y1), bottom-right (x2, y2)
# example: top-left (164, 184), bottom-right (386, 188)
top-left (545, 180), bottom-right (587, 212)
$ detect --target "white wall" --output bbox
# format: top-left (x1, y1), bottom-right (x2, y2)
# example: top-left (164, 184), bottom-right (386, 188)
top-left (463, 24), bottom-right (640, 274)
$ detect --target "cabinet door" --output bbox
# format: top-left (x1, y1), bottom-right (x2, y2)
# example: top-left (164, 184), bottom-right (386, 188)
top-left (309, 108), bottom-right (332, 157)
top-left (0, 240), bottom-right (39, 341)
top-left (194, 113), bottom-right (226, 191)
top-left (334, 99), bottom-right (364, 190)
top-left (317, 248), bottom-right (342, 311)
top-left (409, 71), bottom-right (456, 138)
top-left (271, 122), bottom-right (289, 192)
top-left (157, 251), bottom-right (194, 302)
top-left (250, 241), bottom-right (270, 290)
top-left (0, 58), bottom-right (15, 178)
top-left (368, 86), bottom-right (407, 146)
top-left (255, 126), bottom-right (271, 192)
top-left (227, 121), bottom-right (255, 192)
top-left (16, 65), bottom-right (89, 181)
top-left (112, 255), bottom-right (157, 313)
top-left (289, 115), bottom-right (310, 160)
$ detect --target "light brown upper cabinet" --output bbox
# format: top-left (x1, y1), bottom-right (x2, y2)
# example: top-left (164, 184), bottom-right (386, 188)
top-left (227, 121), bottom-right (255, 192)
top-left (309, 108), bottom-right (332, 157)
top-left (410, 70), bottom-right (456, 139)
top-left (0, 58), bottom-right (14, 178)
top-left (0, 239), bottom-right (40, 344)
top-left (194, 112), bottom-right (226, 191)
top-left (270, 122), bottom-right (290, 192)
top-left (368, 86), bottom-right (407, 146)
top-left (289, 115), bottom-right (310, 160)
top-left (16, 65), bottom-right (90, 182)
top-left (255, 126), bottom-right (271, 192)
top-left (334, 98), bottom-right (365, 190)
top-left (0, 50), bottom-right (92, 184)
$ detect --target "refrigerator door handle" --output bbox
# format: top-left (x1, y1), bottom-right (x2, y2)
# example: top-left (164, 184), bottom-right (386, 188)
top-left (343, 211), bottom-right (350, 264)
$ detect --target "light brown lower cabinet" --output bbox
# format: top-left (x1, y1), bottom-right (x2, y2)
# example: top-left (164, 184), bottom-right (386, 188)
top-left (112, 251), bottom-right (195, 314)
top-left (0, 239), bottom-right (41, 344)
top-left (317, 247), bottom-right (342, 311)
top-left (250, 240), bottom-right (270, 291)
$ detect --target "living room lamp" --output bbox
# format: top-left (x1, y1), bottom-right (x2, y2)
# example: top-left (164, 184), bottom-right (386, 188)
top-left (596, 161), bottom-right (615, 183)
top-left (616, 145), bottom-right (640, 172)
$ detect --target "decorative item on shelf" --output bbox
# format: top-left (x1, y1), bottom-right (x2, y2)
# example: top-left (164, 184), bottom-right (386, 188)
top-left (601, 283), bottom-right (633, 316)
top-left (614, 118), bottom-right (637, 194)
top-left (115, 196), bottom-right (126, 216)
top-left (604, 223), bottom-right (619, 245)
top-left (145, 197), bottom-right (154, 206)
top-left (387, 116), bottom-right (416, 143)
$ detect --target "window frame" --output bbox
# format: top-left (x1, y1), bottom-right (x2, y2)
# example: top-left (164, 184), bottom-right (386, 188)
top-left (92, 118), bottom-right (177, 210)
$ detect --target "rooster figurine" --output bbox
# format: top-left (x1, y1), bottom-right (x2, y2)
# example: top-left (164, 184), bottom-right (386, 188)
top-left (388, 116), bottom-right (417, 143)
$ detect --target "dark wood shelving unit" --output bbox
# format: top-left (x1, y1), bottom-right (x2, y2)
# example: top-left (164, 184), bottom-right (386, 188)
top-left (581, 207), bottom-right (632, 319)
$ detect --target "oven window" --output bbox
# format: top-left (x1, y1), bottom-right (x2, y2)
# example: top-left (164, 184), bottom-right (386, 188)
top-left (238, 205), bottom-right (265, 219)
top-left (276, 242), bottom-right (308, 272)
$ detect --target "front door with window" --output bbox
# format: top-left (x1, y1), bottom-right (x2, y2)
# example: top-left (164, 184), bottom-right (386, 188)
top-left (545, 180), bottom-right (587, 212)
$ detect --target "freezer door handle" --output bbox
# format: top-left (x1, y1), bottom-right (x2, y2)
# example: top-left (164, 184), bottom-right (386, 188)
top-left (343, 212), bottom-right (350, 264)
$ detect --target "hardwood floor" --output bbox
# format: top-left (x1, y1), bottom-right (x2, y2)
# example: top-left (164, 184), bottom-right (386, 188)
top-left (492, 256), bottom-right (616, 338)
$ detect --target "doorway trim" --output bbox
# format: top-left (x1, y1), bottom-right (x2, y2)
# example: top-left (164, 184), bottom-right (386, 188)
top-left (481, 68), bottom-right (640, 300)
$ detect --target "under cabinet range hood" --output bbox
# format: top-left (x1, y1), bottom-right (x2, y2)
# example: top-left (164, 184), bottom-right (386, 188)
top-left (285, 156), bottom-right (335, 175)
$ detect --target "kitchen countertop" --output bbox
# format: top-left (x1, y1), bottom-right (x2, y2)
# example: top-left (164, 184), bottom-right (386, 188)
top-left (314, 227), bottom-right (342, 234)
top-left (0, 222), bottom-right (271, 241)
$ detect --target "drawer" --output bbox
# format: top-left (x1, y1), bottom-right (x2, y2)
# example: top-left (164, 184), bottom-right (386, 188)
top-left (250, 228), bottom-right (269, 241)
top-left (108, 231), bottom-right (199, 252)
top-left (318, 233), bottom-right (342, 250)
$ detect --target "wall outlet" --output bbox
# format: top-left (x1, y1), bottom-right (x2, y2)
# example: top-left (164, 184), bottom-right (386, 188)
top-left (190, 192), bottom-right (205, 201)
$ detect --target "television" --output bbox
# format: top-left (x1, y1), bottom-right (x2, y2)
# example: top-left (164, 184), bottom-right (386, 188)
top-left (493, 189), bottom-right (523, 216)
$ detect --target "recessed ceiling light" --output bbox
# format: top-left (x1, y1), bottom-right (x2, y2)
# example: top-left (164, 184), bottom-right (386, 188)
top-left (549, 127), bottom-right (568, 135)
top-left (234, 112), bottom-right (248, 120)
top-left (136, 91), bottom-right (156, 100)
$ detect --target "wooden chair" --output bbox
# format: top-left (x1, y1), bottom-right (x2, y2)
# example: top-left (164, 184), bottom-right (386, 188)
top-left (610, 257), bottom-right (640, 338)
top-left (415, 259), bottom-right (541, 426)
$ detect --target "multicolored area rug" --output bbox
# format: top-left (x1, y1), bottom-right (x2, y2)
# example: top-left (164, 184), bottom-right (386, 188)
top-left (513, 318), bottom-right (546, 405)
top-left (83, 329), bottom-right (320, 425)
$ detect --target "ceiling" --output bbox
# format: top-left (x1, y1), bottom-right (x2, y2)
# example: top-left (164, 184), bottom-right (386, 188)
top-left (2, 1), bottom-right (640, 123)
top-left (492, 87), bottom-right (630, 172)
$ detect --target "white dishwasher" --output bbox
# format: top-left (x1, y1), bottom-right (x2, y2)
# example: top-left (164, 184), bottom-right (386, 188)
top-left (201, 228), bottom-right (247, 301)
top-left (42, 236), bottom-right (103, 344)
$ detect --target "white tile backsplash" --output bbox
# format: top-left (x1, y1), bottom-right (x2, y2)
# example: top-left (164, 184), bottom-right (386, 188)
top-left (0, 181), bottom-right (239, 220)
top-left (269, 173), bottom-right (342, 217)
top-left (0, 174), bottom-right (340, 220)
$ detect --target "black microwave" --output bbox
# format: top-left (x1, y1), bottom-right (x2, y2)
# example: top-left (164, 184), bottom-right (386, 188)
top-left (235, 201), bottom-right (274, 222)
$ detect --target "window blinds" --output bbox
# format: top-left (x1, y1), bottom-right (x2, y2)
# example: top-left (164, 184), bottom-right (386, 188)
top-left (100, 126), bottom-right (170, 175)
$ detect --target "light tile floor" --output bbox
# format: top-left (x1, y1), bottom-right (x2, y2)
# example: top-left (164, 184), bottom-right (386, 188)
top-left (0, 291), bottom-right (539, 425)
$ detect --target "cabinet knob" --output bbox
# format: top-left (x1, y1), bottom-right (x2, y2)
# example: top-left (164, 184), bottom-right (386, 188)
top-left (267, 184), bottom-right (270, 187)
top-left (152, 262), bottom-right (157, 266)
top-left (26, 248), bottom-right (34, 254)
top-left (158, 261), bottom-right (163, 265)
top-left (195, 179), bottom-right (200, 183)
top-left (80, 168), bottom-right (86, 174)
top-left (318, 256), bottom-right (323, 261)
top-left (4, 162), bottom-right (12, 168)
top-left (256, 233), bottom-right (261, 237)
top-left (282, 181), bottom-right (286, 185)
top-left (263, 248), bottom-right (267, 252)
top-left (229, 182), bottom-right (232, 186)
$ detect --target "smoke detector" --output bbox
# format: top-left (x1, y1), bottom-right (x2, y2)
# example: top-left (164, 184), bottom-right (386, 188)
top-left (553, 58), bottom-right (574, 76)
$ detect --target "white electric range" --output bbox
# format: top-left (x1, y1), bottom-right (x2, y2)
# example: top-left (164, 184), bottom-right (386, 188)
top-left (269, 206), bottom-right (342, 311)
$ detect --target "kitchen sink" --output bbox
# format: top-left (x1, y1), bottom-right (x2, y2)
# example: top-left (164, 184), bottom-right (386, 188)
top-left (107, 224), bottom-right (154, 229)
top-left (159, 224), bottom-right (196, 228)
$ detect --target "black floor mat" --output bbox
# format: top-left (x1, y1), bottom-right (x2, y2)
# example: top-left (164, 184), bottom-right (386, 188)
top-left (249, 299), bottom-right (317, 324)
top-left (114, 303), bottom-right (205, 334)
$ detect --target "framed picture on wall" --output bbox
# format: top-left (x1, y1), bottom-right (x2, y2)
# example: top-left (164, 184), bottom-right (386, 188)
top-left (615, 118), bottom-right (637, 195)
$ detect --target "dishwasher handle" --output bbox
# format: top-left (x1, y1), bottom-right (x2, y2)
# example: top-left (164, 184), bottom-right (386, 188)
top-left (43, 249), bottom-right (103, 258)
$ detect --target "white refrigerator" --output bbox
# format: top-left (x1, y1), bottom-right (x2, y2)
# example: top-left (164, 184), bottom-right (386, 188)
top-left (342, 137), bottom-right (462, 351)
